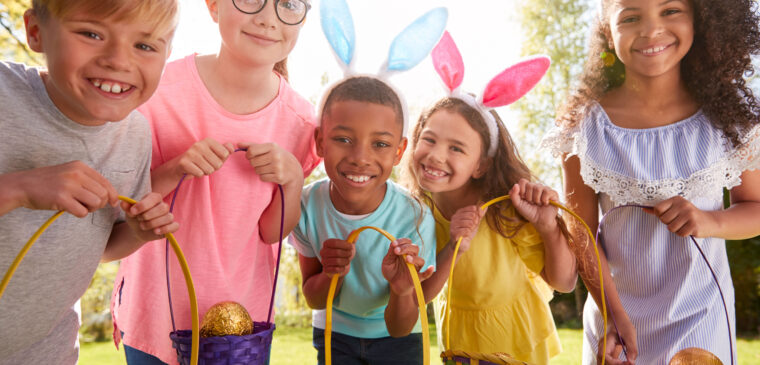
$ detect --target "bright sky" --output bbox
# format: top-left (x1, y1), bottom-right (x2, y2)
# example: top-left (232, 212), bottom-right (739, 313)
top-left (172, 0), bottom-right (523, 121)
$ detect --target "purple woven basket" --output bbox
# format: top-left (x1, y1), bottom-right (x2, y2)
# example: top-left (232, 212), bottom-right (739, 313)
top-left (165, 177), bottom-right (285, 365)
top-left (170, 322), bottom-right (275, 365)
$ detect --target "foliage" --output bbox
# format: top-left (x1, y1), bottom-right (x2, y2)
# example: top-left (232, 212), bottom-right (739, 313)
top-left (512, 0), bottom-right (592, 189)
top-left (0, 0), bottom-right (41, 65)
top-left (79, 262), bottom-right (119, 342)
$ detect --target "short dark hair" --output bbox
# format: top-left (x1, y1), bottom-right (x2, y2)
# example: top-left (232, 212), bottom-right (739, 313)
top-left (320, 76), bottom-right (404, 130)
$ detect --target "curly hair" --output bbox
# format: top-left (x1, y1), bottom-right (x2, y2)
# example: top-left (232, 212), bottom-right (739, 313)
top-left (403, 97), bottom-right (536, 238)
top-left (558, 0), bottom-right (760, 148)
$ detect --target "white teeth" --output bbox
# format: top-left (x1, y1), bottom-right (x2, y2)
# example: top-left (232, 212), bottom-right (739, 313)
top-left (346, 174), bottom-right (370, 183)
top-left (642, 46), bottom-right (666, 54)
top-left (424, 166), bottom-right (446, 177)
top-left (92, 79), bottom-right (131, 94)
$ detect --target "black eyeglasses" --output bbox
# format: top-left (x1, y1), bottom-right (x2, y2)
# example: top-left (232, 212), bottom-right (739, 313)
top-left (232, 0), bottom-right (311, 26)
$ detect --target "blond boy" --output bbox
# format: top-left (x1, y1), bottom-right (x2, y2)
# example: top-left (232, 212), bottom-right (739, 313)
top-left (0, 0), bottom-right (179, 363)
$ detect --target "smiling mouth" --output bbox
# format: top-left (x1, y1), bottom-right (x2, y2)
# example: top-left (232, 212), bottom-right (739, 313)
top-left (421, 164), bottom-right (449, 178)
top-left (341, 172), bottom-right (375, 185)
top-left (89, 78), bottom-right (133, 94)
top-left (637, 44), bottom-right (672, 56)
top-left (244, 32), bottom-right (278, 44)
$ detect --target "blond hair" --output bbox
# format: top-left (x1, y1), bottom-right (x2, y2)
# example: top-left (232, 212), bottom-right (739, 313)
top-left (32, 0), bottom-right (179, 39)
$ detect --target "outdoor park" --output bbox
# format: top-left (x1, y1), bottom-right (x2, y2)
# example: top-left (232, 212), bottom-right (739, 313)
top-left (1, 0), bottom-right (759, 363)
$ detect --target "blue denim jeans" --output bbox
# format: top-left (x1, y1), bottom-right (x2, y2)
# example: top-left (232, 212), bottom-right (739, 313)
top-left (313, 327), bottom-right (423, 365)
top-left (122, 331), bottom-right (167, 365)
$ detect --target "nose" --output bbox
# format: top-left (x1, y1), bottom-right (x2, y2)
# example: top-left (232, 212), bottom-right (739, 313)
top-left (252, 0), bottom-right (278, 29)
top-left (640, 16), bottom-right (665, 39)
top-left (348, 144), bottom-right (371, 166)
top-left (427, 143), bottom-right (446, 164)
top-left (97, 40), bottom-right (131, 71)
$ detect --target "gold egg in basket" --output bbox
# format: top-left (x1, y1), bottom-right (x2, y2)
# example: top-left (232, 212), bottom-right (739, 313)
top-left (199, 301), bottom-right (254, 338)
top-left (669, 347), bottom-right (723, 365)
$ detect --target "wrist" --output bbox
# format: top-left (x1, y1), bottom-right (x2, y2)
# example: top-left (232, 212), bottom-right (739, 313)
top-left (0, 171), bottom-right (28, 211)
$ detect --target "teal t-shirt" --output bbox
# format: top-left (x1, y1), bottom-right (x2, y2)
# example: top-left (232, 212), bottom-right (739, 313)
top-left (290, 179), bottom-right (436, 338)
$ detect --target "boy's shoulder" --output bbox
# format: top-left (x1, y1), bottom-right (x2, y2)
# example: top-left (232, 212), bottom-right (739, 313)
top-left (0, 61), bottom-right (41, 100)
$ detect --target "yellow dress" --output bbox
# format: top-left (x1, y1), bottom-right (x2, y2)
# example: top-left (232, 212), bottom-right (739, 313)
top-left (433, 205), bottom-right (561, 365)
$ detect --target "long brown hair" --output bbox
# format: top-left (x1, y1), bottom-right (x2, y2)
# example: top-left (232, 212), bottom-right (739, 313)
top-left (558, 0), bottom-right (760, 148)
top-left (274, 58), bottom-right (288, 81)
top-left (404, 97), bottom-right (536, 238)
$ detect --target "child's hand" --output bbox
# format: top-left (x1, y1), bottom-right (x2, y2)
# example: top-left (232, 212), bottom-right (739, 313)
top-left (15, 161), bottom-right (119, 218)
top-left (643, 196), bottom-right (716, 237)
top-left (319, 239), bottom-right (356, 277)
top-left (122, 192), bottom-right (179, 241)
top-left (509, 178), bottom-right (559, 231)
top-left (598, 317), bottom-right (638, 365)
top-left (239, 142), bottom-right (304, 188)
top-left (382, 239), bottom-right (434, 297)
top-left (176, 138), bottom-right (235, 178)
top-left (449, 205), bottom-right (485, 253)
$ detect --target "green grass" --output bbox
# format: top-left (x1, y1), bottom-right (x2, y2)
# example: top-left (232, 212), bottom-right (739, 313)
top-left (80, 326), bottom-right (760, 364)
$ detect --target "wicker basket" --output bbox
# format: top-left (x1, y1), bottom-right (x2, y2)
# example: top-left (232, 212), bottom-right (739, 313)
top-left (170, 321), bottom-right (275, 365)
top-left (441, 350), bottom-right (529, 365)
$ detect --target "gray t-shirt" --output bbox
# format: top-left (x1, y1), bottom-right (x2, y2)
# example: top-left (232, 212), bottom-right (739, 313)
top-left (0, 62), bottom-right (152, 364)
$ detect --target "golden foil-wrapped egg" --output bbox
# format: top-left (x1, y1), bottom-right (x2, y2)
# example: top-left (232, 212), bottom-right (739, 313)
top-left (669, 347), bottom-right (723, 365)
top-left (200, 301), bottom-right (254, 338)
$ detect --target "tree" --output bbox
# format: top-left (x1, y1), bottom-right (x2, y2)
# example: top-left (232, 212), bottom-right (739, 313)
top-left (0, 0), bottom-right (41, 65)
top-left (513, 0), bottom-right (593, 325)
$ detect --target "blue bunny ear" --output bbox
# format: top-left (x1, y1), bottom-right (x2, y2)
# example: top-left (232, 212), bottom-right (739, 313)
top-left (385, 7), bottom-right (448, 72)
top-left (320, 0), bottom-right (356, 69)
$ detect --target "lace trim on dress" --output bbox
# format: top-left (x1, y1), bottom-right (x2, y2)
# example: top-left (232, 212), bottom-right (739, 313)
top-left (540, 120), bottom-right (760, 206)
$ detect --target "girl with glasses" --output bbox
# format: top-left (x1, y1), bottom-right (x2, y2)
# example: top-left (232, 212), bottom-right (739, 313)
top-left (111, 0), bottom-right (319, 363)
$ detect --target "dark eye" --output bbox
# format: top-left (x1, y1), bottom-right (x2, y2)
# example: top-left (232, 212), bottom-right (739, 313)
top-left (663, 8), bottom-right (681, 16)
top-left (332, 137), bottom-right (350, 144)
top-left (136, 43), bottom-right (156, 52)
top-left (450, 145), bottom-right (464, 153)
top-left (79, 31), bottom-right (102, 40)
top-left (620, 16), bottom-right (638, 24)
top-left (374, 141), bottom-right (391, 148)
top-left (279, 0), bottom-right (304, 11)
top-left (421, 137), bottom-right (435, 145)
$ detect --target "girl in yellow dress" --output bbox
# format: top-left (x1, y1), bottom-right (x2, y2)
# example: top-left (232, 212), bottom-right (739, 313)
top-left (403, 32), bottom-right (578, 365)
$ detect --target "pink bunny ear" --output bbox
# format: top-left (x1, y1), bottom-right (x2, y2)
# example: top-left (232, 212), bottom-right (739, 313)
top-left (481, 55), bottom-right (550, 108)
top-left (431, 31), bottom-right (464, 93)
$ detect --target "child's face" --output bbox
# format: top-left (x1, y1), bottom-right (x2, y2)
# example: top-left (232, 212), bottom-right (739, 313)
top-left (316, 100), bottom-right (407, 215)
top-left (606, 0), bottom-right (694, 80)
top-left (24, 9), bottom-right (172, 126)
top-left (412, 110), bottom-right (485, 194)
top-left (207, 0), bottom-right (304, 68)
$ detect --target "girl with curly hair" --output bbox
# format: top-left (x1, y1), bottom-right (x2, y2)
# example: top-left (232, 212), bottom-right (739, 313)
top-left (542, 0), bottom-right (760, 364)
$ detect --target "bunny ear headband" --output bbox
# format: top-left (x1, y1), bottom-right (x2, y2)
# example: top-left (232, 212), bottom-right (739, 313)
top-left (432, 31), bottom-right (551, 157)
top-left (319, 0), bottom-right (449, 136)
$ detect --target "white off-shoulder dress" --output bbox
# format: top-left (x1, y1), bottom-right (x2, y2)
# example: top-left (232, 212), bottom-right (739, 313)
top-left (541, 102), bottom-right (760, 364)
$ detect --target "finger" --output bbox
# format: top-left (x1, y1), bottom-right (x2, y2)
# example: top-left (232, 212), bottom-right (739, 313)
top-left (128, 193), bottom-right (164, 216)
top-left (509, 184), bottom-right (522, 206)
top-left (208, 141), bottom-right (233, 160)
top-left (242, 143), bottom-right (275, 159)
top-left (658, 206), bottom-right (680, 225)
top-left (418, 266), bottom-right (435, 281)
top-left (140, 212), bottom-right (175, 231)
top-left (59, 196), bottom-right (90, 218)
top-left (642, 207), bottom-right (655, 215)
top-left (223, 142), bottom-right (237, 154)
top-left (80, 165), bottom-right (119, 206)
top-left (72, 186), bottom-right (110, 212)
top-left (545, 188), bottom-right (559, 205)
top-left (675, 221), bottom-right (696, 237)
top-left (652, 199), bottom-right (673, 216)
top-left (666, 216), bottom-right (687, 234)
top-left (394, 243), bottom-right (420, 257)
top-left (248, 153), bottom-right (274, 169)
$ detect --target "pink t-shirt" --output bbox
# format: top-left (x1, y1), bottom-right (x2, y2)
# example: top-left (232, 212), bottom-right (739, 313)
top-left (111, 54), bottom-right (320, 364)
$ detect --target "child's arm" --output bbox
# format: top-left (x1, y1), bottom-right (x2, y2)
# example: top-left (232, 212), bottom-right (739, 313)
top-left (299, 239), bottom-right (356, 309)
top-left (150, 138), bottom-right (236, 198)
top-left (382, 239), bottom-right (432, 337)
top-left (101, 192), bottom-right (179, 262)
top-left (420, 205), bottom-right (483, 303)
top-left (645, 169), bottom-right (760, 239)
top-left (0, 161), bottom-right (119, 217)
top-left (509, 178), bottom-right (577, 293)
top-left (563, 156), bottom-right (637, 365)
top-left (239, 143), bottom-right (304, 244)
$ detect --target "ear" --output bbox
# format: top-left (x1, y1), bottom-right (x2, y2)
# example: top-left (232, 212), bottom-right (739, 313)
top-left (481, 55), bottom-right (550, 108)
top-left (472, 157), bottom-right (491, 179)
top-left (206, 0), bottom-right (219, 23)
top-left (24, 9), bottom-right (43, 53)
top-left (393, 137), bottom-right (408, 166)
top-left (314, 126), bottom-right (325, 158)
top-left (385, 7), bottom-right (448, 72)
top-left (320, 0), bottom-right (355, 69)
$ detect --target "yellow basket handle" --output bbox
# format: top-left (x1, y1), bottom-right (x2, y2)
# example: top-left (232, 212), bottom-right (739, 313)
top-left (325, 226), bottom-right (430, 365)
top-left (443, 195), bottom-right (607, 365)
top-left (0, 196), bottom-right (201, 365)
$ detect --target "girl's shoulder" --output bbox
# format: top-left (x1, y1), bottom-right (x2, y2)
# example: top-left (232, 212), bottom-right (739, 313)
top-left (276, 77), bottom-right (317, 127)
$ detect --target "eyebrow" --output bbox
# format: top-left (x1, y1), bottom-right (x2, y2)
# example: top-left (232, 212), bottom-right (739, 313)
top-left (421, 130), bottom-right (468, 147)
top-left (618, 0), bottom-right (683, 12)
top-left (332, 125), bottom-right (397, 138)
